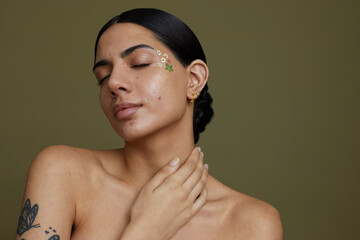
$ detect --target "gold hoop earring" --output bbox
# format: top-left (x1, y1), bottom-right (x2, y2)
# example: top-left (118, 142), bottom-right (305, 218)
top-left (190, 92), bottom-right (197, 103)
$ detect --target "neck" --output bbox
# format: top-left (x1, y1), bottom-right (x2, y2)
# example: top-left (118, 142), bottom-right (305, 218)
top-left (120, 115), bottom-right (195, 191)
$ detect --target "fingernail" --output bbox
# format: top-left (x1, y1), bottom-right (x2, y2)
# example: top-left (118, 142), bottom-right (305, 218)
top-left (169, 157), bottom-right (180, 167)
top-left (201, 152), bottom-right (204, 157)
top-left (197, 147), bottom-right (201, 152)
top-left (204, 164), bottom-right (208, 170)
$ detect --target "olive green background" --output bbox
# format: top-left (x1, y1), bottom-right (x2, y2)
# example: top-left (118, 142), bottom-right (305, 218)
top-left (1, 0), bottom-right (359, 239)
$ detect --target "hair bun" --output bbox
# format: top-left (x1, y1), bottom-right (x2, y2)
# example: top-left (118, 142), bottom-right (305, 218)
top-left (193, 84), bottom-right (214, 143)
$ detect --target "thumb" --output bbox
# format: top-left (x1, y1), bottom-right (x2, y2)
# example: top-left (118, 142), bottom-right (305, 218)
top-left (148, 157), bottom-right (180, 189)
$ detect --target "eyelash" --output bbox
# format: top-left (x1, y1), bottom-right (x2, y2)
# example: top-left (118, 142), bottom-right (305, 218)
top-left (98, 75), bottom-right (110, 86)
top-left (131, 63), bottom-right (150, 68)
top-left (97, 64), bottom-right (150, 86)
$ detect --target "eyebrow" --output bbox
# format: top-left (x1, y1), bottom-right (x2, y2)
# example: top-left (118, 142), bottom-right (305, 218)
top-left (92, 44), bottom-right (155, 72)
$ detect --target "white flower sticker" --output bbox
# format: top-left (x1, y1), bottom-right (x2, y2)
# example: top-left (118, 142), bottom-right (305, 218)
top-left (155, 50), bottom-right (173, 72)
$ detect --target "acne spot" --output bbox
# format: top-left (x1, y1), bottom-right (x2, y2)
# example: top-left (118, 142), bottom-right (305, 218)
top-left (130, 121), bottom-right (135, 126)
top-left (156, 95), bottom-right (162, 100)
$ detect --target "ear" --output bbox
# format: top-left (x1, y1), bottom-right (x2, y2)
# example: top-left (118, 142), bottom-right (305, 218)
top-left (186, 59), bottom-right (209, 102)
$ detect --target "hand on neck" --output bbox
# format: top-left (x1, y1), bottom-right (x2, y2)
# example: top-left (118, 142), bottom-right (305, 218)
top-left (120, 123), bottom-right (195, 191)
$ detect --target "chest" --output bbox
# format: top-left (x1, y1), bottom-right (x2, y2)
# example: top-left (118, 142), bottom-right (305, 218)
top-left (71, 181), bottom-right (136, 239)
top-left (71, 189), bottom-right (232, 240)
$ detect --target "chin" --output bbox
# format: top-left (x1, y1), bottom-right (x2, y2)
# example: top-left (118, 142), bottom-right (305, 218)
top-left (111, 119), bottom-right (159, 143)
top-left (112, 123), bottom-right (142, 143)
top-left (112, 115), bottom-right (183, 143)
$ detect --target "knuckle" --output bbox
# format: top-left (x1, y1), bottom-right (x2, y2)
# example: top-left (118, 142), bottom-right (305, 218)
top-left (193, 168), bottom-right (202, 180)
top-left (204, 168), bottom-right (209, 177)
top-left (161, 166), bottom-right (172, 174)
top-left (191, 153), bottom-right (199, 163)
top-left (172, 176), bottom-right (183, 185)
top-left (142, 181), bottom-right (153, 191)
top-left (188, 160), bottom-right (197, 170)
top-left (200, 177), bottom-right (207, 186)
top-left (164, 176), bottom-right (179, 187)
top-left (204, 187), bottom-right (208, 198)
top-left (177, 187), bottom-right (189, 200)
top-left (196, 159), bottom-right (203, 169)
top-left (155, 172), bottom-right (166, 181)
top-left (196, 166), bottom-right (203, 175)
top-left (183, 208), bottom-right (193, 220)
top-left (198, 192), bottom-right (207, 203)
top-left (182, 163), bottom-right (194, 175)
top-left (200, 198), bottom-right (206, 207)
top-left (198, 155), bottom-right (204, 164)
top-left (141, 183), bottom-right (151, 191)
top-left (199, 173), bottom-right (206, 183)
top-left (156, 169), bottom-right (167, 178)
top-left (202, 170), bottom-right (208, 179)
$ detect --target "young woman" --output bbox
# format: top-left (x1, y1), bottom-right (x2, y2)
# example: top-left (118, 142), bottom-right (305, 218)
top-left (16, 8), bottom-right (282, 240)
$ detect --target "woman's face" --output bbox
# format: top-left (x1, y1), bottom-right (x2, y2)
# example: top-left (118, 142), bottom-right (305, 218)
top-left (94, 23), bottom-right (191, 142)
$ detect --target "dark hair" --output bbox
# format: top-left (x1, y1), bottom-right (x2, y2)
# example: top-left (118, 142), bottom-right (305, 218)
top-left (94, 8), bottom-right (214, 144)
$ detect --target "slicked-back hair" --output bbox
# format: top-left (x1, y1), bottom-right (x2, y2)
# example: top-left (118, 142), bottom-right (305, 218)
top-left (94, 8), bottom-right (214, 144)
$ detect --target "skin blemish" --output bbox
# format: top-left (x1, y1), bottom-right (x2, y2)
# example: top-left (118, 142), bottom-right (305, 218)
top-left (130, 122), bottom-right (135, 126)
top-left (156, 95), bottom-right (162, 100)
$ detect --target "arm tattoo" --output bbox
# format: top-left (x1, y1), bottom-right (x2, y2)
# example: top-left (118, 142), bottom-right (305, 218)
top-left (17, 198), bottom-right (41, 237)
top-left (17, 198), bottom-right (61, 239)
top-left (45, 226), bottom-right (60, 240)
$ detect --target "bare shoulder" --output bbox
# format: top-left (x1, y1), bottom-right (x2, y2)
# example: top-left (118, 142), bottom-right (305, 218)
top-left (32, 144), bottom-right (96, 166)
top-left (26, 145), bottom-right (101, 202)
top-left (16, 145), bottom-right (111, 239)
top-left (228, 191), bottom-right (283, 240)
top-left (204, 176), bottom-right (282, 239)
top-left (28, 145), bottom-right (122, 193)
top-left (32, 144), bottom-right (119, 175)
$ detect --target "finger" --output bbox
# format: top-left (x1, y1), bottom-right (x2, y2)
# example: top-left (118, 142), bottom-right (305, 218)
top-left (183, 151), bottom-right (204, 191)
top-left (189, 164), bottom-right (208, 201)
top-left (169, 147), bottom-right (201, 184)
top-left (147, 157), bottom-right (180, 190)
top-left (192, 184), bottom-right (208, 213)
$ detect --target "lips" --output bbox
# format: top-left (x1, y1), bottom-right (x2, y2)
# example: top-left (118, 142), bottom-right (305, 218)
top-left (113, 102), bottom-right (142, 120)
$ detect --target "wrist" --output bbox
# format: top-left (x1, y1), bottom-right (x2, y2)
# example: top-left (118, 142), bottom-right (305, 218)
top-left (121, 221), bottom-right (158, 240)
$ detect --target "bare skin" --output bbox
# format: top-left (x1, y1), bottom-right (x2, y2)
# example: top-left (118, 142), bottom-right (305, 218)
top-left (16, 23), bottom-right (282, 240)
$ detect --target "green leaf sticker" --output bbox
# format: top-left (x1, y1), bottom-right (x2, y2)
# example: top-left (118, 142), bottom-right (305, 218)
top-left (165, 63), bottom-right (173, 72)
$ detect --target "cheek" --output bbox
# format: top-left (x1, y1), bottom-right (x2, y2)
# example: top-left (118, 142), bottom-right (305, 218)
top-left (142, 74), bottom-right (167, 101)
top-left (99, 88), bottom-right (112, 115)
top-left (145, 75), bottom-right (187, 118)
top-left (146, 77), bottom-right (181, 104)
top-left (151, 86), bottom-right (165, 101)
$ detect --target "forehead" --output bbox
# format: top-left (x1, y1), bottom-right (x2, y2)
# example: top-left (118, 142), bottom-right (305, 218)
top-left (96, 23), bottom-right (165, 58)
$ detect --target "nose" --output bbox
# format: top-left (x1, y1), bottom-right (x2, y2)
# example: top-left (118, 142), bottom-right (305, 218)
top-left (107, 66), bottom-right (131, 96)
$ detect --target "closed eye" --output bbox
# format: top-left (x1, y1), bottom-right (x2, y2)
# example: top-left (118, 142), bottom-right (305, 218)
top-left (131, 63), bottom-right (150, 69)
top-left (97, 63), bottom-right (150, 85)
top-left (98, 74), bottom-right (110, 86)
